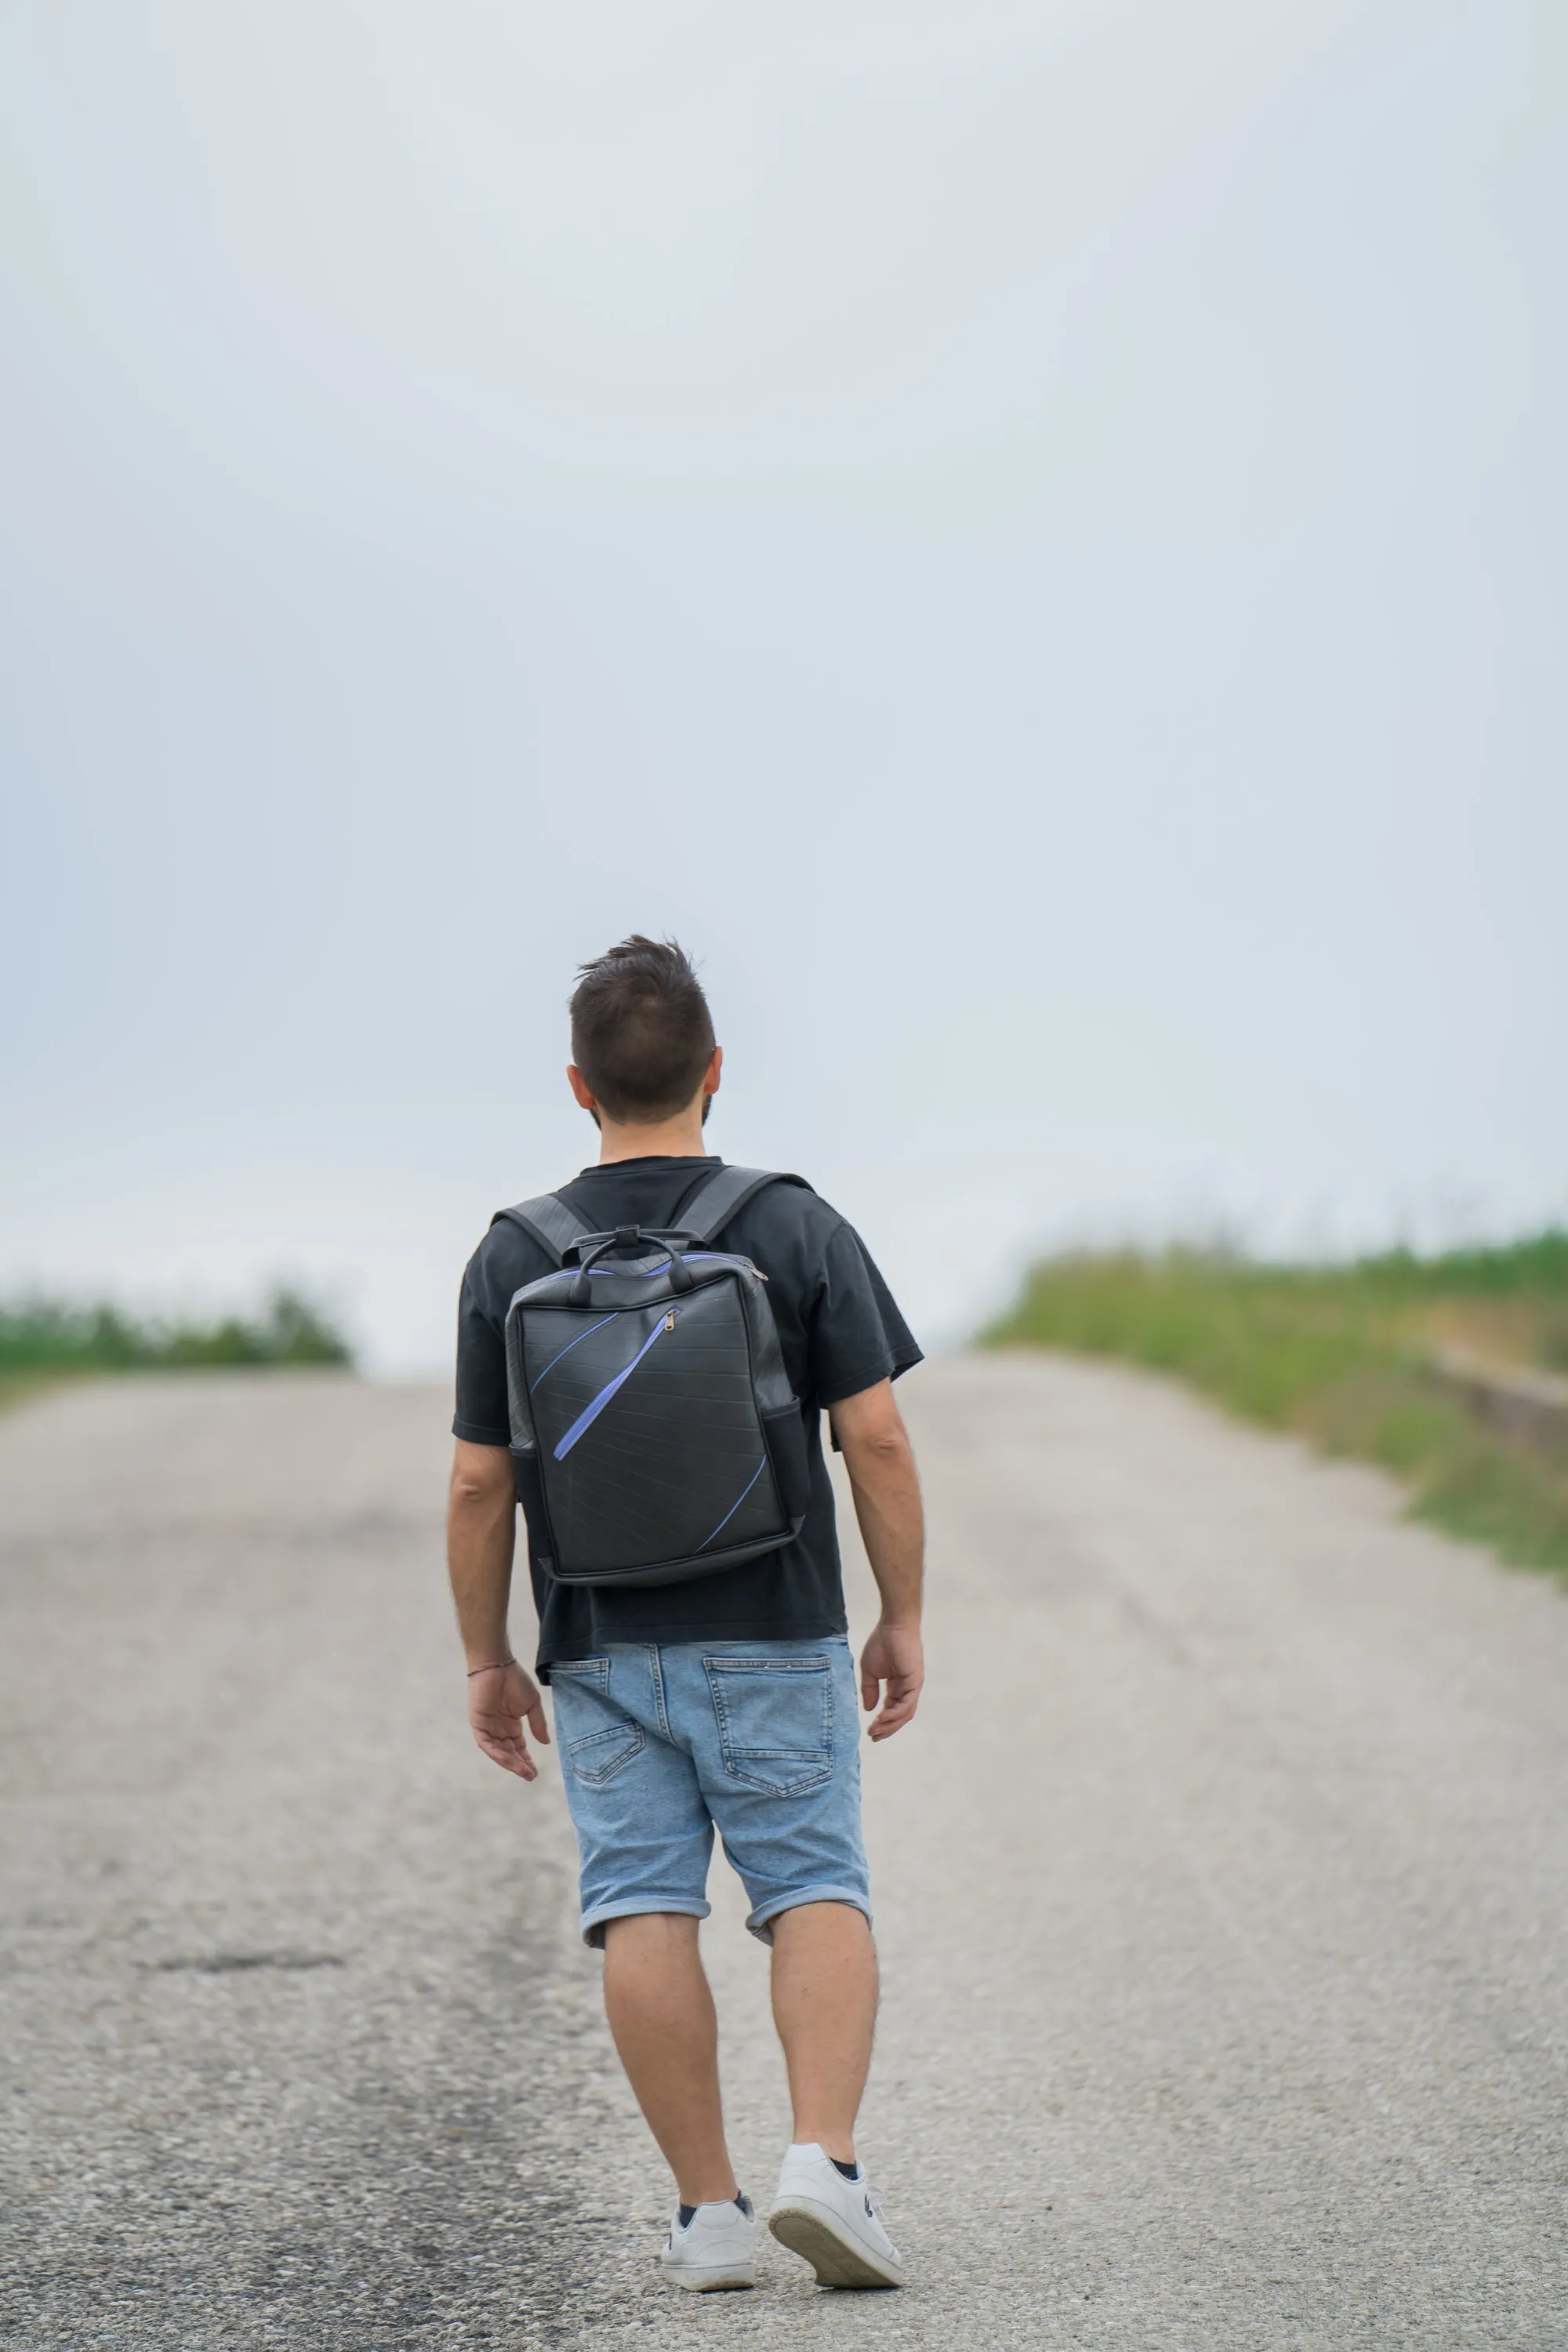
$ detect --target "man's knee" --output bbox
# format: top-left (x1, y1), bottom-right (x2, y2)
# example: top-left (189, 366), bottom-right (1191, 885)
top-left (601, 1909), bottom-right (704, 1956)
top-left (767, 1898), bottom-right (874, 1951)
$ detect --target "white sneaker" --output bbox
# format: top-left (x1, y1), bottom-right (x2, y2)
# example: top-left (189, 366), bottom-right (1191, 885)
top-left (768, 2143), bottom-right (905, 2288)
top-left (658, 2193), bottom-right (757, 2292)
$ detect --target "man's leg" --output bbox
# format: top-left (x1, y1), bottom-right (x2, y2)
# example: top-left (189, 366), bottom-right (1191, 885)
top-left (602, 1913), bottom-right (738, 2207)
top-left (769, 1900), bottom-right (878, 2162)
top-left (765, 1899), bottom-right (904, 2286)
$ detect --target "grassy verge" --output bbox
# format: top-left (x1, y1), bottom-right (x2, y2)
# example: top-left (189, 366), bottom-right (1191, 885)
top-left (982, 1235), bottom-right (1568, 1580)
top-left (0, 1290), bottom-right (353, 1415)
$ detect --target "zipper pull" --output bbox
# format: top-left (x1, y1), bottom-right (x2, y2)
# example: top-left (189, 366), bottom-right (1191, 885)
top-left (663, 1310), bottom-right (677, 1331)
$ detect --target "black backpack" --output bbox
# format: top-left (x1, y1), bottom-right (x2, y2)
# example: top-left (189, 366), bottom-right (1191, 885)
top-left (495, 1166), bottom-right (814, 1590)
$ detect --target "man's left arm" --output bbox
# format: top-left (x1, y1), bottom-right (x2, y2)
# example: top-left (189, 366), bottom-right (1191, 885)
top-left (829, 1380), bottom-right (925, 1741)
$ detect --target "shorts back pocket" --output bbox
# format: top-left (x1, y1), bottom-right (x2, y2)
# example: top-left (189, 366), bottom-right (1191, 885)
top-left (703, 1653), bottom-right (833, 1796)
top-left (551, 1659), bottom-right (645, 1787)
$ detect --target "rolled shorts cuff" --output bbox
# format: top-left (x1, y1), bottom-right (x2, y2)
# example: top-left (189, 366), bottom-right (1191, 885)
top-left (744, 1885), bottom-right (873, 1946)
top-left (579, 1894), bottom-right (711, 1951)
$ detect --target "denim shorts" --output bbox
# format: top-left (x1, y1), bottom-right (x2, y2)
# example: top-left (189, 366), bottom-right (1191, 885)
top-left (548, 1638), bottom-right (870, 1948)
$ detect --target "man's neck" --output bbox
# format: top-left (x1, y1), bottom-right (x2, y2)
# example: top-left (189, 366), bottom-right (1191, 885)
top-left (595, 1113), bottom-right (712, 1166)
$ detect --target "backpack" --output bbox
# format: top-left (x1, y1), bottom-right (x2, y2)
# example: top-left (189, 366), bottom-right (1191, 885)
top-left (495, 1165), bottom-right (814, 1590)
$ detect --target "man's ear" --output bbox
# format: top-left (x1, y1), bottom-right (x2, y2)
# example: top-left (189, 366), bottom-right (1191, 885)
top-left (566, 1065), bottom-right (597, 1112)
top-left (702, 1045), bottom-right (723, 1099)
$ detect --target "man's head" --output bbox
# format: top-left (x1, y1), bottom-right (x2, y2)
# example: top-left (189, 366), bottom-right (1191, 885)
top-left (568, 935), bottom-right (719, 1129)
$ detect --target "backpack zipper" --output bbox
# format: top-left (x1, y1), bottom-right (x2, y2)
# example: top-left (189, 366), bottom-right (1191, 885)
top-left (552, 1306), bottom-right (681, 1461)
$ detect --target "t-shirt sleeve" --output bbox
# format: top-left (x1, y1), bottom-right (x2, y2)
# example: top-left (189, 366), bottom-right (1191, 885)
top-left (806, 1220), bottom-right (924, 1407)
top-left (452, 1250), bottom-right (512, 1446)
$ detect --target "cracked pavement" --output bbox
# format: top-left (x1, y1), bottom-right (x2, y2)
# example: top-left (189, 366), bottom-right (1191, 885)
top-left (2, 1359), bottom-right (1566, 2348)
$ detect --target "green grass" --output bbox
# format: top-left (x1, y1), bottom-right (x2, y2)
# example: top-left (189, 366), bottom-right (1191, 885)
top-left (0, 1289), bottom-right (352, 1412)
top-left (982, 1235), bottom-right (1568, 1581)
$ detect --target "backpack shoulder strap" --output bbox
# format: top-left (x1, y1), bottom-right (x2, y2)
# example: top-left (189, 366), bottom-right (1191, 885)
top-left (490, 1192), bottom-right (593, 1269)
top-left (677, 1165), bottom-right (812, 1244)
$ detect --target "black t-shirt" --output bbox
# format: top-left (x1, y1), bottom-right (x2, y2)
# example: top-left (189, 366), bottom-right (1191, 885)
top-left (453, 1156), bottom-right (921, 1675)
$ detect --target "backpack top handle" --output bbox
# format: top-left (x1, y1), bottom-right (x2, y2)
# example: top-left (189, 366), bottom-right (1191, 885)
top-left (566, 1228), bottom-right (696, 1308)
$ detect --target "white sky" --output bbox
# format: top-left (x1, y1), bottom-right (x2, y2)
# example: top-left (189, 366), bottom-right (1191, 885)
top-left (2, 0), bottom-right (1563, 1374)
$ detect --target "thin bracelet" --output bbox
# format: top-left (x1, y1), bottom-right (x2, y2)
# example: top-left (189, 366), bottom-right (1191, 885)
top-left (466, 1657), bottom-right (516, 1678)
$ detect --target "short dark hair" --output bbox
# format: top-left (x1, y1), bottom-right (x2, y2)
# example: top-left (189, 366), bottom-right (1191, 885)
top-left (569, 935), bottom-right (716, 1122)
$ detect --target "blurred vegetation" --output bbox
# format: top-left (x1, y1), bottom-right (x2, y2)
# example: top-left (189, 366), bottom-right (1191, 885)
top-left (982, 1233), bottom-right (1568, 1580)
top-left (0, 1289), bottom-right (352, 1410)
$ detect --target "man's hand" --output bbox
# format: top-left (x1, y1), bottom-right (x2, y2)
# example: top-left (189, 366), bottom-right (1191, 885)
top-left (859, 1618), bottom-right (924, 1741)
top-left (467, 1660), bottom-right (551, 1780)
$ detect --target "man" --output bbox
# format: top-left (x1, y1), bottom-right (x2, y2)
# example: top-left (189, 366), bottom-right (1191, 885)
top-left (446, 935), bottom-right (925, 2292)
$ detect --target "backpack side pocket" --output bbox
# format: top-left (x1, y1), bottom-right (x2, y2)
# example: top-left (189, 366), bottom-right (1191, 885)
top-left (761, 1403), bottom-right (811, 1529)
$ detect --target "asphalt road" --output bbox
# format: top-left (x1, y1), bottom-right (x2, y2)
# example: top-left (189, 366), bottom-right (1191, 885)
top-left (2, 1359), bottom-right (1566, 2350)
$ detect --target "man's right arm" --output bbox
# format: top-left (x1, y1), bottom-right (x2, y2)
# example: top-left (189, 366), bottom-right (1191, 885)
top-left (447, 1439), bottom-right (550, 1780)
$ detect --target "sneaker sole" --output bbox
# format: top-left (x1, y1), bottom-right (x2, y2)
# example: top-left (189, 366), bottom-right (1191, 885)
top-left (768, 2201), bottom-right (905, 2289)
top-left (659, 2263), bottom-right (757, 2293)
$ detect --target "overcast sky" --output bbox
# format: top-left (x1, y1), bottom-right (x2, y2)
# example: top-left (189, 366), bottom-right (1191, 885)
top-left (2, 0), bottom-right (1563, 1374)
